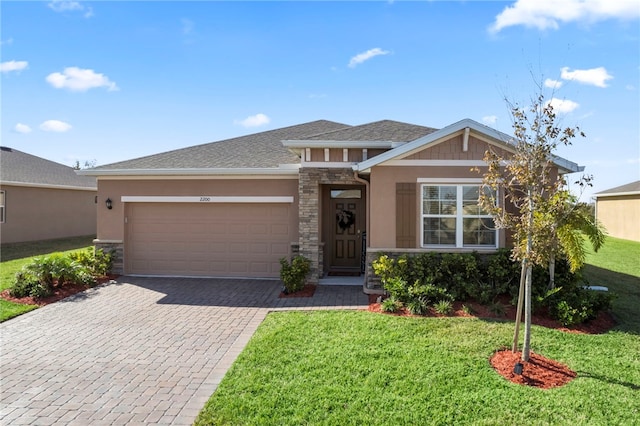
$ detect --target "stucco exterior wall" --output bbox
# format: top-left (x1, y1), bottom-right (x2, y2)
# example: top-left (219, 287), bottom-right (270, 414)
top-left (0, 184), bottom-right (97, 244)
top-left (369, 165), bottom-right (491, 248)
top-left (596, 195), bottom-right (640, 242)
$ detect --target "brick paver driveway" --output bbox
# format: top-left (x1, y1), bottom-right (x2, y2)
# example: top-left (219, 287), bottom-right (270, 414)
top-left (0, 277), bottom-right (369, 425)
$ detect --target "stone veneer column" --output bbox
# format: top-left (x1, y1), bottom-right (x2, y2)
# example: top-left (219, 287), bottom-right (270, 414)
top-left (298, 167), bottom-right (363, 284)
top-left (298, 168), bottom-right (321, 284)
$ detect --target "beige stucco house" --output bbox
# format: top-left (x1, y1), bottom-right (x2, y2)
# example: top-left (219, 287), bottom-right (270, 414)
top-left (80, 119), bottom-right (582, 292)
top-left (594, 180), bottom-right (640, 242)
top-left (0, 147), bottom-right (97, 244)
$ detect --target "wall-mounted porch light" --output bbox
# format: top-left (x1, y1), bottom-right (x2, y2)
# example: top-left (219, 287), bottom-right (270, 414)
top-left (105, 198), bottom-right (113, 210)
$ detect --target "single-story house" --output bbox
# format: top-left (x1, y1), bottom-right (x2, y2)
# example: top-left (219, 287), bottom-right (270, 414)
top-left (80, 119), bottom-right (582, 292)
top-left (594, 180), bottom-right (640, 242)
top-left (0, 147), bottom-right (97, 244)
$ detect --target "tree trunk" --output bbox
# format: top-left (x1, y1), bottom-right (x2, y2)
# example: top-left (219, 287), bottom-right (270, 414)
top-left (522, 263), bottom-right (533, 361)
top-left (512, 260), bottom-right (527, 352)
top-left (548, 252), bottom-right (556, 290)
top-left (522, 193), bottom-right (534, 362)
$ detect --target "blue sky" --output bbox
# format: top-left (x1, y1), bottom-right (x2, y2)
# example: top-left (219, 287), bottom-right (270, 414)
top-left (2, 0), bottom-right (639, 200)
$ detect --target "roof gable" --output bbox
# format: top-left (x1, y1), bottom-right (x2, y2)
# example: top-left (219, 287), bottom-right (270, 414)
top-left (356, 118), bottom-right (583, 174)
top-left (0, 147), bottom-right (96, 189)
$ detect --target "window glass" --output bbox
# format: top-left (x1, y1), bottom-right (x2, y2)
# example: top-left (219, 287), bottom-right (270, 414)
top-left (421, 184), bottom-right (496, 248)
top-left (331, 189), bottom-right (361, 199)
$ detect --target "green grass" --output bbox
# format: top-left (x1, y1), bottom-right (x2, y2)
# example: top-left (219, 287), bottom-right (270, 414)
top-left (584, 236), bottom-right (640, 333)
top-left (0, 235), bottom-right (94, 322)
top-left (196, 236), bottom-right (640, 426)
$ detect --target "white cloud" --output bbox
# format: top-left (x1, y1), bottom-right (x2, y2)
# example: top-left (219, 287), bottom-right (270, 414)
top-left (181, 18), bottom-right (194, 35)
top-left (482, 115), bottom-right (498, 125)
top-left (489, 0), bottom-right (640, 33)
top-left (544, 78), bottom-right (563, 89)
top-left (46, 67), bottom-right (118, 92)
top-left (15, 123), bottom-right (32, 134)
top-left (546, 97), bottom-right (580, 114)
top-left (0, 60), bottom-right (28, 73)
top-left (560, 66), bottom-right (613, 87)
top-left (234, 113), bottom-right (270, 128)
top-left (626, 84), bottom-right (636, 91)
top-left (48, 0), bottom-right (93, 18)
top-left (348, 48), bottom-right (390, 68)
top-left (0, 38), bottom-right (13, 45)
top-left (40, 120), bottom-right (72, 132)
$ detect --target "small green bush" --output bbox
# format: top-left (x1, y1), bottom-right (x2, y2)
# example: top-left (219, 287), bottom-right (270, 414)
top-left (406, 298), bottom-right (428, 315)
top-left (10, 271), bottom-right (52, 299)
top-left (279, 256), bottom-right (310, 294)
top-left (434, 300), bottom-right (453, 316)
top-left (68, 248), bottom-right (114, 276)
top-left (380, 297), bottom-right (402, 313)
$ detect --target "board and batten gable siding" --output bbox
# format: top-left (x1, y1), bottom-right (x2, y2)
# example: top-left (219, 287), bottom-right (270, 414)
top-left (403, 134), bottom-right (512, 161)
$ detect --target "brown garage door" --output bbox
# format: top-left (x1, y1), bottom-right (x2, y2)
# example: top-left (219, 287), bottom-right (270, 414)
top-left (126, 203), bottom-right (291, 277)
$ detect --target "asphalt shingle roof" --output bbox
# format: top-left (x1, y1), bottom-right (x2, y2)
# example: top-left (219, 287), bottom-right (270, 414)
top-left (300, 119), bottom-right (438, 142)
top-left (92, 120), bottom-right (351, 170)
top-left (0, 147), bottom-right (97, 189)
top-left (595, 180), bottom-right (640, 196)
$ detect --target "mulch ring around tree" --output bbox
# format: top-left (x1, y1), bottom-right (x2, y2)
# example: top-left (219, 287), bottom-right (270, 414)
top-left (368, 295), bottom-right (616, 389)
top-left (0, 275), bottom-right (119, 307)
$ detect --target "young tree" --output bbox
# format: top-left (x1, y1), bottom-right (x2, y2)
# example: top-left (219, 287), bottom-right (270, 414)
top-left (479, 92), bottom-right (591, 362)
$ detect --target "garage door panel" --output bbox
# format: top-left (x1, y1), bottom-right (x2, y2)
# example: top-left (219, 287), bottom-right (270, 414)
top-left (127, 203), bottom-right (292, 278)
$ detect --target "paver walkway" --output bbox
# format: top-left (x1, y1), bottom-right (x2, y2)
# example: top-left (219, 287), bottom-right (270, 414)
top-left (0, 277), bottom-right (369, 425)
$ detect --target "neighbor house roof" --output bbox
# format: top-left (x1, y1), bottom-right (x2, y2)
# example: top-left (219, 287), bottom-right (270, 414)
top-left (594, 180), bottom-right (640, 198)
top-left (0, 147), bottom-right (96, 190)
top-left (83, 120), bottom-right (350, 175)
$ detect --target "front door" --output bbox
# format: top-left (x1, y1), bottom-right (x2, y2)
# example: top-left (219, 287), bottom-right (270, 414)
top-left (328, 188), bottom-right (365, 271)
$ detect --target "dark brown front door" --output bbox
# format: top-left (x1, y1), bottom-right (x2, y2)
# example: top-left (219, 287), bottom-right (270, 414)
top-left (329, 189), bottom-right (364, 270)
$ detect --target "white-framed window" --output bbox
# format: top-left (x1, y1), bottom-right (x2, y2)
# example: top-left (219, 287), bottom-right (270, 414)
top-left (0, 190), bottom-right (5, 223)
top-left (421, 184), bottom-right (496, 248)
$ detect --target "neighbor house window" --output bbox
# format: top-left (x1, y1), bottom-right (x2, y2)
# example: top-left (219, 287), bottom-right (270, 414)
top-left (0, 190), bottom-right (5, 223)
top-left (421, 184), bottom-right (496, 248)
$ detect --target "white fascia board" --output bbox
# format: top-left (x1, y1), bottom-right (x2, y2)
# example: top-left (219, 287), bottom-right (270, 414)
top-left (121, 196), bottom-right (294, 203)
top-left (594, 191), bottom-right (640, 199)
top-left (78, 167), bottom-right (300, 177)
top-left (0, 180), bottom-right (97, 191)
top-left (282, 140), bottom-right (396, 149)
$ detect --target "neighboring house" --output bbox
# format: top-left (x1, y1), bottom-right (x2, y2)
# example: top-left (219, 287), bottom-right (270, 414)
top-left (80, 119), bottom-right (582, 292)
top-left (594, 180), bottom-right (640, 242)
top-left (0, 147), bottom-right (97, 244)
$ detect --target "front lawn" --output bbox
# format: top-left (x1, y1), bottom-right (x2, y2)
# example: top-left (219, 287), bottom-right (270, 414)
top-left (0, 235), bottom-right (95, 322)
top-left (196, 236), bottom-right (640, 425)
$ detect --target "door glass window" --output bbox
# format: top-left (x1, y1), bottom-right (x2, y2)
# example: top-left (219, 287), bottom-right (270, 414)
top-left (331, 189), bottom-right (361, 199)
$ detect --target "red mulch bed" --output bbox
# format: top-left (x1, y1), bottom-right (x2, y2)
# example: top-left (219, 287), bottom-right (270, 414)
top-left (279, 284), bottom-right (316, 298)
top-left (490, 349), bottom-right (577, 389)
top-left (368, 294), bottom-right (615, 389)
top-left (0, 275), bottom-right (118, 307)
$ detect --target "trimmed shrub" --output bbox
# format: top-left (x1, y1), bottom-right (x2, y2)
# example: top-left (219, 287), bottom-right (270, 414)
top-left (279, 256), bottom-right (310, 294)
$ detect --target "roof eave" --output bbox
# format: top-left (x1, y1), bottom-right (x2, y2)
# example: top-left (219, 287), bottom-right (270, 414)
top-left (78, 166), bottom-right (300, 177)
